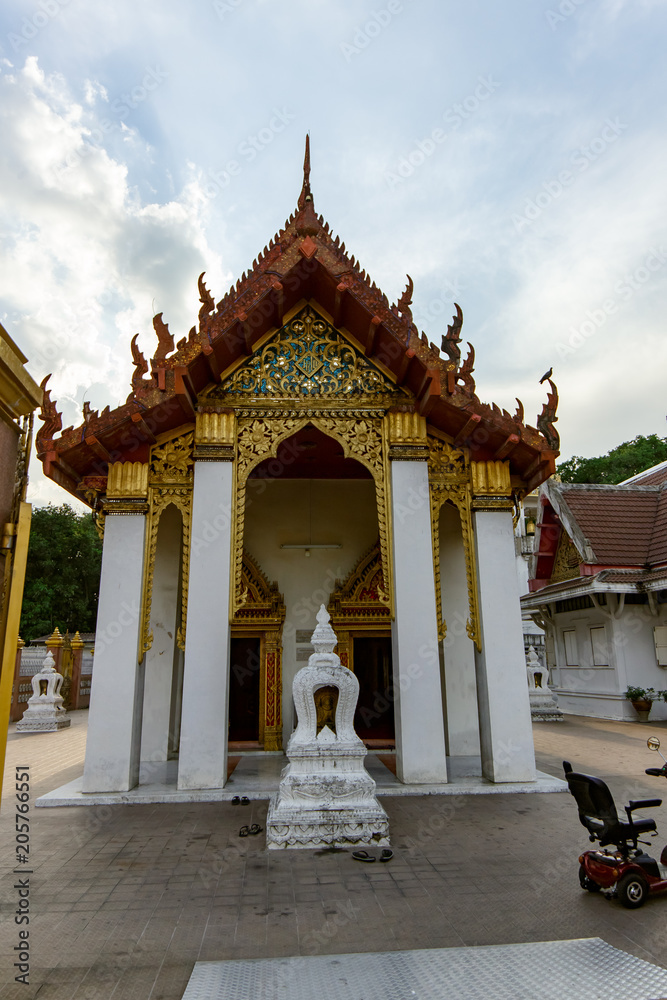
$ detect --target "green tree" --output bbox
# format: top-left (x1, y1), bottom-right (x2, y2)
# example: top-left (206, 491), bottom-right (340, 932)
top-left (557, 434), bottom-right (667, 485)
top-left (20, 504), bottom-right (103, 641)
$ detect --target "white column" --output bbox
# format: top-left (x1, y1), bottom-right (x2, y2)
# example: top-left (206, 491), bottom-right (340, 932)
top-left (140, 504), bottom-right (181, 762)
top-left (440, 503), bottom-right (480, 756)
top-left (177, 460), bottom-right (233, 789)
top-left (390, 459), bottom-right (448, 784)
top-left (82, 512), bottom-right (147, 792)
top-left (473, 508), bottom-right (536, 782)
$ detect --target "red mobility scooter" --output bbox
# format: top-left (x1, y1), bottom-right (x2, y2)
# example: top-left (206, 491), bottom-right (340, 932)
top-left (563, 737), bottom-right (667, 908)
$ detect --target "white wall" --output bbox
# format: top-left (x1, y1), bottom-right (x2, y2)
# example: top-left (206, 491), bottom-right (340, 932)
top-left (244, 478), bottom-right (379, 739)
top-left (550, 603), bottom-right (667, 720)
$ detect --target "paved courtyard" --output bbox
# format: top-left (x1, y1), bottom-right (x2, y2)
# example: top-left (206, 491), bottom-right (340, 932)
top-left (2, 711), bottom-right (667, 999)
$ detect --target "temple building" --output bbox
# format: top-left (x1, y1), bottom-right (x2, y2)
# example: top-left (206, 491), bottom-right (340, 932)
top-left (36, 141), bottom-right (560, 793)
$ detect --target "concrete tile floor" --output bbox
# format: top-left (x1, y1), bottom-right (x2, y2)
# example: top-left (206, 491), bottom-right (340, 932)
top-left (2, 711), bottom-right (667, 999)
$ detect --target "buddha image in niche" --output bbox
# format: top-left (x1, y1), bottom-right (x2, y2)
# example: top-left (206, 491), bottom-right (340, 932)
top-left (314, 685), bottom-right (339, 735)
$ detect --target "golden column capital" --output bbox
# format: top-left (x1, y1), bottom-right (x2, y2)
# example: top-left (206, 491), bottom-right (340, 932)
top-left (106, 462), bottom-right (149, 513)
top-left (386, 411), bottom-right (428, 460)
top-left (471, 460), bottom-right (514, 510)
top-left (194, 409), bottom-right (235, 460)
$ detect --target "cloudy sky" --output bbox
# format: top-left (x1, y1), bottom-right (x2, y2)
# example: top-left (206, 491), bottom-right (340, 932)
top-left (1, 0), bottom-right (665, 507)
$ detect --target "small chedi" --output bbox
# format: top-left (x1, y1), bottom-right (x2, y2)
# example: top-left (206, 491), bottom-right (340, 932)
top-left (267, 605), bottom-right (389, 849)
top-left (16, 650), bottom-right (71, 732)
top-left (526, 645), bottom-right (563, 722)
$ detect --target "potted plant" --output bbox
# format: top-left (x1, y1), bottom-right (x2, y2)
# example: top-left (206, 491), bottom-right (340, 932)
top-left (624, 686), bottom-right (667, 722)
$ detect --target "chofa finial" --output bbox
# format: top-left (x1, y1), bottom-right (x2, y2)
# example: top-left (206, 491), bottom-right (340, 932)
top-left (297, 134), bottom-right (312, 210)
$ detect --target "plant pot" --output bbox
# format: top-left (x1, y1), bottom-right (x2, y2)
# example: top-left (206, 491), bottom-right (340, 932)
top-left (631, 699), bottom-right (652, 722)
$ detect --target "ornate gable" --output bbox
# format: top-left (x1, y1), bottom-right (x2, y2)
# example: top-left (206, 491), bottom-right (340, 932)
top-left (204, 305), bottom-right (409, 405)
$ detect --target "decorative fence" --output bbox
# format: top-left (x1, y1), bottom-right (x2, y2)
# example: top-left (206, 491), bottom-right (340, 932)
top-left (10, 629), bottom-right (94, 722)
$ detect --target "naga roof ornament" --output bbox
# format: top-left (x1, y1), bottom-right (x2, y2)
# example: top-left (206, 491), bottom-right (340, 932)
top-left (36, 136), bottom-right (560, 504)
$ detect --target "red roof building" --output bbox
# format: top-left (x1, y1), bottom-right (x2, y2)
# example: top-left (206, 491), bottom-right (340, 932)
top-left (522, 479), bottom-right (667, 720)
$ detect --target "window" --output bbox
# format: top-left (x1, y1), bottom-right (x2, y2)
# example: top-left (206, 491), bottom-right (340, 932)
top-left (590, 626), bottom-right (609, 666)
top-left (563, 630), bottom-right (578, 666)
top-left (654, 626), bottom-right (667, 667)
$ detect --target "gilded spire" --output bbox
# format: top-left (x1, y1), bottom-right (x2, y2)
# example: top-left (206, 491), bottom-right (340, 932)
top-left (297, 134), bottom-right (312, 210)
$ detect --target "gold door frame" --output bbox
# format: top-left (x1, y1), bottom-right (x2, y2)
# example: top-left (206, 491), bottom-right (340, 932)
top-left (232, 411), bottom-right (393, 620)
top-left (231, 550), bottom-right (286, 751)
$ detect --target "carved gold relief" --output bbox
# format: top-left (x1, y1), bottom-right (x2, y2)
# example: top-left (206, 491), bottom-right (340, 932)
top-left (327, 541), bottom-right (391, 632)
top-left (233, 414), bottom-right (393, 618)
top-left (428, 437), bottom-right (480, 650)
top-left (209, 306), bottom-right (407, 402)
top-left (550, 531), bottom-right (582, 585)
top-left (140, 432), bottom-right (194, 656)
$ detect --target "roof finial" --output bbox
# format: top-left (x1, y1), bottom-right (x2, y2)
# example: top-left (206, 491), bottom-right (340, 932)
top-left (298, 133), bottom-right (312, 210)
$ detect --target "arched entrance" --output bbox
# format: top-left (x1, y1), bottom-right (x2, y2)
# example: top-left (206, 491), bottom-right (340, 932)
top-left (241, 423), bottom-right (385, 743)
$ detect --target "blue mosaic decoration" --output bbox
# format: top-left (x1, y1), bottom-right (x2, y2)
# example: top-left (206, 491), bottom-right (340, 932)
top-left (220, 306), bottom-right (399, 398)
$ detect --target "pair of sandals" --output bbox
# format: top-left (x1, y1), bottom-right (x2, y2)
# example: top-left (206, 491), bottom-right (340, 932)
top-left (352, 849), bottom-right (393, 863)
top-left (239, 824), bottom-right (262, 837)
top-left (231, 796), bottom-right (250, 805)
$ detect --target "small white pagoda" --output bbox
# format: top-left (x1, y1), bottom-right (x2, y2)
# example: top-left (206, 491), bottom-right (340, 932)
top-left (16, 650), bottom-right (71, 732)
top-left (267, 606), bottom-right (389, 849)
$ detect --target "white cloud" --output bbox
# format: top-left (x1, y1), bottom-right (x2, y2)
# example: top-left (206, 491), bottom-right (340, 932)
top-left (0, 57), bottom-right (231, 506)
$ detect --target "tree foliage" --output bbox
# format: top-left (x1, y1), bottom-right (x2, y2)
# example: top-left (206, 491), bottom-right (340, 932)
top-left (557, 434), bottom-right (667, 485)
top-left (20, 504), bottom-right (103, 641)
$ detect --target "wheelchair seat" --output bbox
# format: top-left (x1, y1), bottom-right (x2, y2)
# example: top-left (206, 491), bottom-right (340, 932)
top-left (562, 760), bottom-right (658, 852)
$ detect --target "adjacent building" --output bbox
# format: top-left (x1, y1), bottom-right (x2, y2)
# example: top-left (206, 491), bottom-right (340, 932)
top-left (522, 469), bottom-right (667, 721)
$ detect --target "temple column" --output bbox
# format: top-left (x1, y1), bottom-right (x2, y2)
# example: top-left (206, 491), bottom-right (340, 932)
top-left (471, 461), bottom-right (536, 782)
top-left (140, 504), bottom-right (182, 761)
top-left (178, 412), bottom-right (235, 790)
top-left (439, 502), bottom-right (480, 756)
top-left (387, 413), bottom-right (448, 784)
top-left (82, 463), bottom-right (149, 792)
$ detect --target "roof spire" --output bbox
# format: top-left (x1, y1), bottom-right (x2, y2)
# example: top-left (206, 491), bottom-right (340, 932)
top-left (297, 134), bottom-right (312, 210)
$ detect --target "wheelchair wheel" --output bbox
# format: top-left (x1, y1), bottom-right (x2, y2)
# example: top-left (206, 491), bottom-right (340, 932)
top-left (579, 864), bottom-right (601, 892)
top-left (617, 871), bottom-right (648, 909)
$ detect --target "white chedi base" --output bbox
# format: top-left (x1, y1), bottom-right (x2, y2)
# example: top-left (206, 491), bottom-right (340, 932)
top-left (267, 606), bottom-right (389, 850)
top-left (16, 650), bottom-right (71, 732)
top-left (526, 647), bottom-right (563, 723)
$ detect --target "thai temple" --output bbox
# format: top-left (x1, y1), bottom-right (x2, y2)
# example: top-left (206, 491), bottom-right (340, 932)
top-left (35, 140), bottom-right (560, 794)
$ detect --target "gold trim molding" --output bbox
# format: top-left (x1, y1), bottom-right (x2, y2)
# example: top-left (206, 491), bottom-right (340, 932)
top-left (471, 460), bottom-right (512, 496)
top-left (233, 413), bottom-right (393, 618)
top-left (428, 436), bottom-right (481, 650)
top-left (140, 431), bottom-right (194, 656)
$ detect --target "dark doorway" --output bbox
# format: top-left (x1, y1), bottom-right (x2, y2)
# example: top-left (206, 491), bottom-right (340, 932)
top-left (353, 636), bottom-right (395, 743)
top-left (229, 637), bottom-right (261, 742)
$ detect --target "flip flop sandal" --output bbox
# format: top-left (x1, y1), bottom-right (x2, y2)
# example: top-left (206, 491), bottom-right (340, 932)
top-left (239, 826), bottom-right (250, 837)
top-left (380, 849), bottom-right (393, 862)
top-left (241, 796), bottom-right (250, 805)
top-left (352, 851), bottom-right (376, 862)
top-left (231, 796), bottom-right (240, 805)
top-left (249, 824), bottom-right (263, 835)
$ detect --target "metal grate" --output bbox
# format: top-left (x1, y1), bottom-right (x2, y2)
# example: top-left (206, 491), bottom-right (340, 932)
top-left (182, 939), bottom-right (667, 1000)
